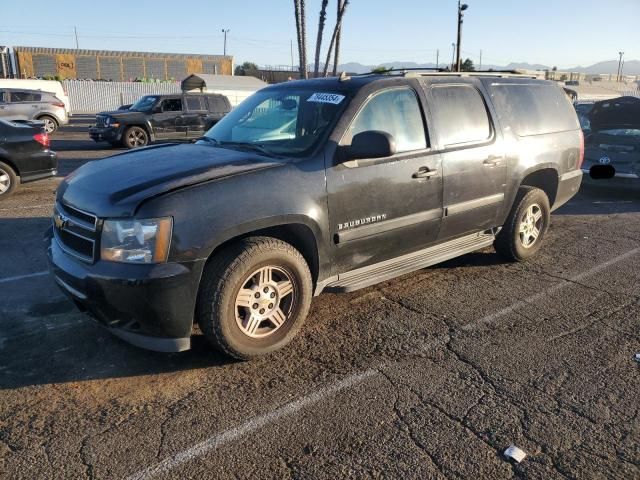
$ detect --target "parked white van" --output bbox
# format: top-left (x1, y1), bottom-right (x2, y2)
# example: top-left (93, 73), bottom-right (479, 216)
top-left (0, 79), bottom-right (71, 116)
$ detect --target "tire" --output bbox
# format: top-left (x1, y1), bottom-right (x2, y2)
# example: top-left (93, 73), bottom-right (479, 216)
top-left (494, 186), bottom-right (551, 262)
top-left (123, 126), bottom-right (149, 149)
top-left (196, 237), bottom-right (313, 359)
top-left (37, 115), bottom-right (58, 134)
top-left (0, 161), bottom-right (19, 200)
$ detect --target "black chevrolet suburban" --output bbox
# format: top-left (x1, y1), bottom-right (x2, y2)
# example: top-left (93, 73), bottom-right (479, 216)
top-left (89, 93), bottom-right (231, 148)
top-left (48, 72), bottom-right (583, 358)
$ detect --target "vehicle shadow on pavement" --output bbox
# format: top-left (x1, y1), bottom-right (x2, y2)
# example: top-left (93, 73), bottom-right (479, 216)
top-left (554, 187), bottom-right (640, 215)
top-left (0, 323), bottom-right (238, 390)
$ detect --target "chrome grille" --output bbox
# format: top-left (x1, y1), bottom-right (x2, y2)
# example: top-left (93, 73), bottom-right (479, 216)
top-left (53, 202), bottom-right (98, 262)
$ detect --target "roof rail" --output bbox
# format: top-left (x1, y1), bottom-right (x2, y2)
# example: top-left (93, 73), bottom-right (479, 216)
top-left (403, 70), bottom-right (537, 79)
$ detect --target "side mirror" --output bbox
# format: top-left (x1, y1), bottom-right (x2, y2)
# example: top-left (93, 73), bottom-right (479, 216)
top-left (348, 130), bottom-right (396, 160)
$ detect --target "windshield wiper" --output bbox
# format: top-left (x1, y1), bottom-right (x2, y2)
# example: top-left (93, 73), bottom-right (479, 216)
top-left (219, 141), bottom-right (275, 157)
top-left (194, 136), bottom-right (220, 145)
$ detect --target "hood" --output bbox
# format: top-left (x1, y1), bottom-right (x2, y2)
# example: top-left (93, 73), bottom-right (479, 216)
top-left (588, 96), bottom-right (640, 132)
top-left (57, 143), bottom-right (284, 217)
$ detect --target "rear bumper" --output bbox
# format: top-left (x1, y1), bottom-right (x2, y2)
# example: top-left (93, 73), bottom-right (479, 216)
top-left (46, 228), bottom-right (206, 352)
top-left (581, 167), bottom-right (640, 189)
top-left (552, 169), bottom-right (583, 211)
top-left (89, 126), bottom-right (121, 143)
top-left (20, 151), bottom-right (58, 183)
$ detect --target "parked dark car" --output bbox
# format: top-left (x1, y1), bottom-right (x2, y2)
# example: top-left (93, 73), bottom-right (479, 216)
top-left (89, 93), bottom-right (231, 149)
top-left (48, 72), bottom-right (582, 358)
top-left (0, 118), bottom-right (57, 200)
top-left (582, 96), bottom-right (640, 187)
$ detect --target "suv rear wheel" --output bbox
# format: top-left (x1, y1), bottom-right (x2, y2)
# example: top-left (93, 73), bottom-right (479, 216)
top-left (37, 115), bottom-right (58, 134)
top-left (196, 237), bottom-right (313, 359)
top-left (123, 126), bottom-right (149, 148)
top-left (494, 186), bottom-right (550, 261)
top-left (0, 161), bottom-right (19, 200)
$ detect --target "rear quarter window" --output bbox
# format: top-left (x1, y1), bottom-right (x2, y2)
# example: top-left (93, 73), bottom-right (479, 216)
top-left (490, 84), bottom-right (579, 136)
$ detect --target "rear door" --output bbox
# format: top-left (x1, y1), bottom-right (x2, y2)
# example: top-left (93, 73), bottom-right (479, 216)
top-left (326, 84), bottom-right (443, 273)
top-left (423, 80), bottom-right (506, 240)
top-left (183, 95), bottom-right (208, 137)
top-left (4, 90), bottom-right (41, 121)
top-left (150, 97), bottom-right (184, 139)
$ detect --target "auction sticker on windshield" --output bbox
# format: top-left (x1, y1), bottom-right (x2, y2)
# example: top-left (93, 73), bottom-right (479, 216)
top-left (307, 93), bottom-right (345, 104)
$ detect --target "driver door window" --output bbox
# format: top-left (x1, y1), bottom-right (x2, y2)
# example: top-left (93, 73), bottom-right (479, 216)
top-left (161, 98), bottom-right (182, 112)
top-left (346, 88), bottom-right (427, 153)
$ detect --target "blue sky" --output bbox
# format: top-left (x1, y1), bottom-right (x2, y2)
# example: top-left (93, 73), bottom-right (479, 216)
top-left (1, 0), bottom-right (638, 68)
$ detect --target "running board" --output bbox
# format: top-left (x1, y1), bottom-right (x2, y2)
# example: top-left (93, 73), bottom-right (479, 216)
top-left (324, 231), bottom-right (496, 293)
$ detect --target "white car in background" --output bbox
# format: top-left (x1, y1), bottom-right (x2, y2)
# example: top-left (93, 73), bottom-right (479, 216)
top-left (0, 79), bottom-right (71, 117)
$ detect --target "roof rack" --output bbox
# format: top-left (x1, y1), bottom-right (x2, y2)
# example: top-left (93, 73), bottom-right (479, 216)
top-left (351, 67), bottom-right (536, 79)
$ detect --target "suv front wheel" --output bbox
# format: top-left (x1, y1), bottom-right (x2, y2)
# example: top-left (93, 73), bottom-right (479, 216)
top-left (123, 126), bottom-right (149, 148)
top-left (196, 237), bottom-right (313, 359)
top-left (494, 186), bottom-right (551, 261)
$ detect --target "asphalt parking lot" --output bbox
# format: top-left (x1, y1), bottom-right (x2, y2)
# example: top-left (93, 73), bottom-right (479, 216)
top-left (1, 116), bottom-right (639, 479)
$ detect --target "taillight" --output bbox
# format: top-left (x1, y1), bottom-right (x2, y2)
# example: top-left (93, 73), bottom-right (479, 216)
top-left (52, 102), bottom-right (65, 108)
top-left (577, 130), bottom-right (585, 169)
top-left (33, 133), bottom-right (50, 149)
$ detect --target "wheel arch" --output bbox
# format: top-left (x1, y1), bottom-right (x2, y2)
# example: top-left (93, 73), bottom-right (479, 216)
top-left (0, 154), bottom-right (20, 177)
top-left (35, 113), bottom-right (60, 125)
top-left (519, 166), bottom-right (559, 207)
top-left (203, 217), bottom-right (325, 287)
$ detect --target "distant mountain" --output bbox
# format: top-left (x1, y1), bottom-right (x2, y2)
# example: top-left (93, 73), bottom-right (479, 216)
top-left (336, 60), bottom-right (640, 75)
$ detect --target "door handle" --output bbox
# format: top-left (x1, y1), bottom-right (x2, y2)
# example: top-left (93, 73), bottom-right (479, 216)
top-left (412, 167), bottom-right (438, 179)
top-left (483, 155), bottom-right (503, 166)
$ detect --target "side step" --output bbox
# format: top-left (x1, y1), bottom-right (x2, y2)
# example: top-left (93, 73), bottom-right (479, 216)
top-left (324, 231), bottom-right (496, 293)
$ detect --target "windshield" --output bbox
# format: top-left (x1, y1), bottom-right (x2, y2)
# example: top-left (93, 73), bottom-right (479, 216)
top-left (203, 89), bottom-right (348, 157)
top-left (130, 95), bottom-right (159, 112)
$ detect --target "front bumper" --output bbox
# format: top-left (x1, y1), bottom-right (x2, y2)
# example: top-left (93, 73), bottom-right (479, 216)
top-left (46, 228), bottom-right (206, 352)
top-left (89, 126), bottom-right (121, 143)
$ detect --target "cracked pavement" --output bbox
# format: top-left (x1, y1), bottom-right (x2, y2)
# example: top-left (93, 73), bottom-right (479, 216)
top-left (1, 118), bottom-right (639, 479)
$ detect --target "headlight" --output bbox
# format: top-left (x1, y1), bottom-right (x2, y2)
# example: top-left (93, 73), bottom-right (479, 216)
top-left (104, 116), bottom-right (119, 127)
top-left (101, 217), bottom-right (172, 264)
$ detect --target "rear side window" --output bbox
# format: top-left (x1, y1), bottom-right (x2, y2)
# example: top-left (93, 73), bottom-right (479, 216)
top-left (207, 96), bottom-right (228, 113)
top-left (185, 96), bottom-right (205, 111)
top-left (347, 88), bottom-right (427, 153)
top-left (430, 85), bottom-right (491, 146)
top-left (490, 84), bottom-right (579, 136)
top-left (10, 91), bottom-right (42, 102)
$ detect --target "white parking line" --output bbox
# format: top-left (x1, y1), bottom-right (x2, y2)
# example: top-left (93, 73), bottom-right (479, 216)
top-left (126, 369), bottom-right (378, 480)
top-left (466, 246), bottom-right (640, 330)
top-left (126, 246), bottom-right (640, 480)
top-left (0, 271), bottom-right (49, 284)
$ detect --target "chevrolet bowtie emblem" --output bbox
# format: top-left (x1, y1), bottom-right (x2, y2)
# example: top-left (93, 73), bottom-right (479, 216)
top-left (54, 212), bottom-right (69, 229)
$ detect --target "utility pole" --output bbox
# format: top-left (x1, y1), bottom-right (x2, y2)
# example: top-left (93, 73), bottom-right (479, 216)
top-left (435, 49), bottom-right (439, 69)
top-left (616, 51), bottom-right (624, 82)
top-left (290, 39), bottom-right (294, 72)
top-left (74, 26), bottom-right (79, 49)
top-left (451, 43), bottom-right (456, 71)
top-left (221, 29), bottom-right (230, 56)
top-left (479, 49), bottom-right (482, 70)
top-left (455, 1), bottom-right (468, 72)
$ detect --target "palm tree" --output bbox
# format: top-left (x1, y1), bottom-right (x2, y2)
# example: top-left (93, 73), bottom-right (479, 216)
top-left (332, 0), bottom-right (344, 75)
top-left (322, 0), bottom-right (350, 77)
top-left (313, 0), bottom-right (329, 77)
top-left (300, 0), bottom-right (308, 79)
top-left (293, 0), bottom-right (304, 79)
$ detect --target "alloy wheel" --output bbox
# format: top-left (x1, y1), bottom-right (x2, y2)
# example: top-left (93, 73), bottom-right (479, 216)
top-left (519, 203), bottom-right (543, 248)
top-left (42, 118), bottom-right (56, 134)
top-left (234, 266), bottom-right (295, 339)
top-left (128, 130), bottom-right (146, 147)
top-left (0, 168), bottom-right (11, 194)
